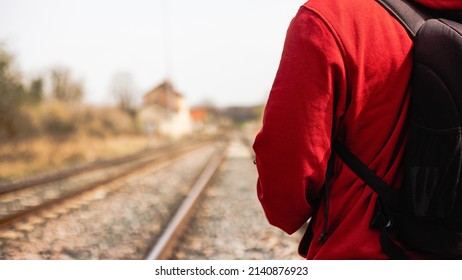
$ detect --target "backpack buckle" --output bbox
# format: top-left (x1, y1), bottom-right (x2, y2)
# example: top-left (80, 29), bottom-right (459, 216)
top-left (370, 200), bottom-right (393, 230)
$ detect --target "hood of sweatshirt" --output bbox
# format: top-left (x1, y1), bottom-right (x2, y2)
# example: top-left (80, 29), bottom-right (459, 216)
top-left (413, 0), bottom-right (462, 11)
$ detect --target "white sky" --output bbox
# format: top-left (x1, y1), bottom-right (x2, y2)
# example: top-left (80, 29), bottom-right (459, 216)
top-left (0, 0), bottom-right (304, 107)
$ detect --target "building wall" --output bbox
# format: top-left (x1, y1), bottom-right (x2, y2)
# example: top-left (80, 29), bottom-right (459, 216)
top-left (139, 98), bottom-right (192, 139)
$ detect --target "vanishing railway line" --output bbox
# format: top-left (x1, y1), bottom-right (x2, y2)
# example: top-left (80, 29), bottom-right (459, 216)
top-left (166, 134), bottom-right (302, 260)
top-left (0, 136), bottom-right (229, 259)
top-left (0, 134), bottom-right (300, 260)
top-left (0, 137), bottom-right (217, 230)
top-left (145, 147), bottom-right (226, 259)
top-left (149, 134), bottom-right (302, 260)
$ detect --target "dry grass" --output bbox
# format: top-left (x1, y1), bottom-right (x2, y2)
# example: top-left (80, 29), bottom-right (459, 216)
top-left (0, 100), bottom-right (151, 182)
top-left (0, 134), bottom-right (152, 182)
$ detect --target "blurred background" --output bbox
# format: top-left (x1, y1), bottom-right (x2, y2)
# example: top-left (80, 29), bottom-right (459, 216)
top-left (0, 0), bottom-right (301, 180)
top-left (0, 0), bottom-right (305, 260)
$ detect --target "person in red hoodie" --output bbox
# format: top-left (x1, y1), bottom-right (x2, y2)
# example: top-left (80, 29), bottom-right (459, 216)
top-left (253, 0), bottom-right (462, 259)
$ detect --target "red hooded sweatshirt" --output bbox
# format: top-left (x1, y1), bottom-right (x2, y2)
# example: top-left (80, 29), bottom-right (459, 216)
top-left (253, 0), bottom-right (462, 259)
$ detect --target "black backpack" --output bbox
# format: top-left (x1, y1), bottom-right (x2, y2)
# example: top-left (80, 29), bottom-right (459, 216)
top-left (342, 0), bottom-right (462, 259)
top-left (300, 0), bottom-right (462, 259)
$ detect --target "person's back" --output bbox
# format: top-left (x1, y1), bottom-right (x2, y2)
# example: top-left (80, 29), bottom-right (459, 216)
top-left (253, 0), bottom-right (462, 259)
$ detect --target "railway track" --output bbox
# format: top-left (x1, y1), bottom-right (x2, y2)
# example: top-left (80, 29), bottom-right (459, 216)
top-left (1, 139), bottom-right (227, 259)
top-left (0, 133), bottom-right (300, 260)
top-left (0, 137), bottom-right (215, 231)
top-left (0, 137), bottom-right (209, 194)
top-left (145, 147), bottom-right (226, 259)
top-left (162, 134), bottom-right (303, 260)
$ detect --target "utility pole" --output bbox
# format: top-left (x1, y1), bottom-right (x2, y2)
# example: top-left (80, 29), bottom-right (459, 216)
top-left (162, 0), bottom-right (173, 119)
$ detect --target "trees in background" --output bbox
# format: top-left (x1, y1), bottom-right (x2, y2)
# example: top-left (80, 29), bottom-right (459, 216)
top-left (50, 67), bottom-right (83, 104)
top-left (0, 49), bottom-right (27, 138)
top-left (0, 47), bottom-right (142, 142)
top-left (28, 78), bottom-right (44, 104)
top-left (0, 47), bottom-right (86, 140)
top-left (110, 72), bottom-right (137, 116)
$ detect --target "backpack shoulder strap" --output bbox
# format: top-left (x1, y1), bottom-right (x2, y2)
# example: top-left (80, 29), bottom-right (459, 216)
top-left (332, 139), bottom-right (409, 259)
top-left (376, 0), bottom-right (432, 37)
top-left (332, 139), bottom-right (391, 196)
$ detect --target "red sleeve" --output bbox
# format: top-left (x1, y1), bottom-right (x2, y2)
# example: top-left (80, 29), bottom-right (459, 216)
top-left (253, 7), bottom-right (347, 234)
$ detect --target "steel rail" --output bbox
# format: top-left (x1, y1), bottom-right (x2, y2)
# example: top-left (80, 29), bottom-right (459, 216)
top-left (0, 142), bottom-right (213, 230)
top-left (145, 145), bottom-right (227, 260)
top-left (0, 138), bottom-right (209, 195)
top-left (0, 150), bottom-right (150, 195)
